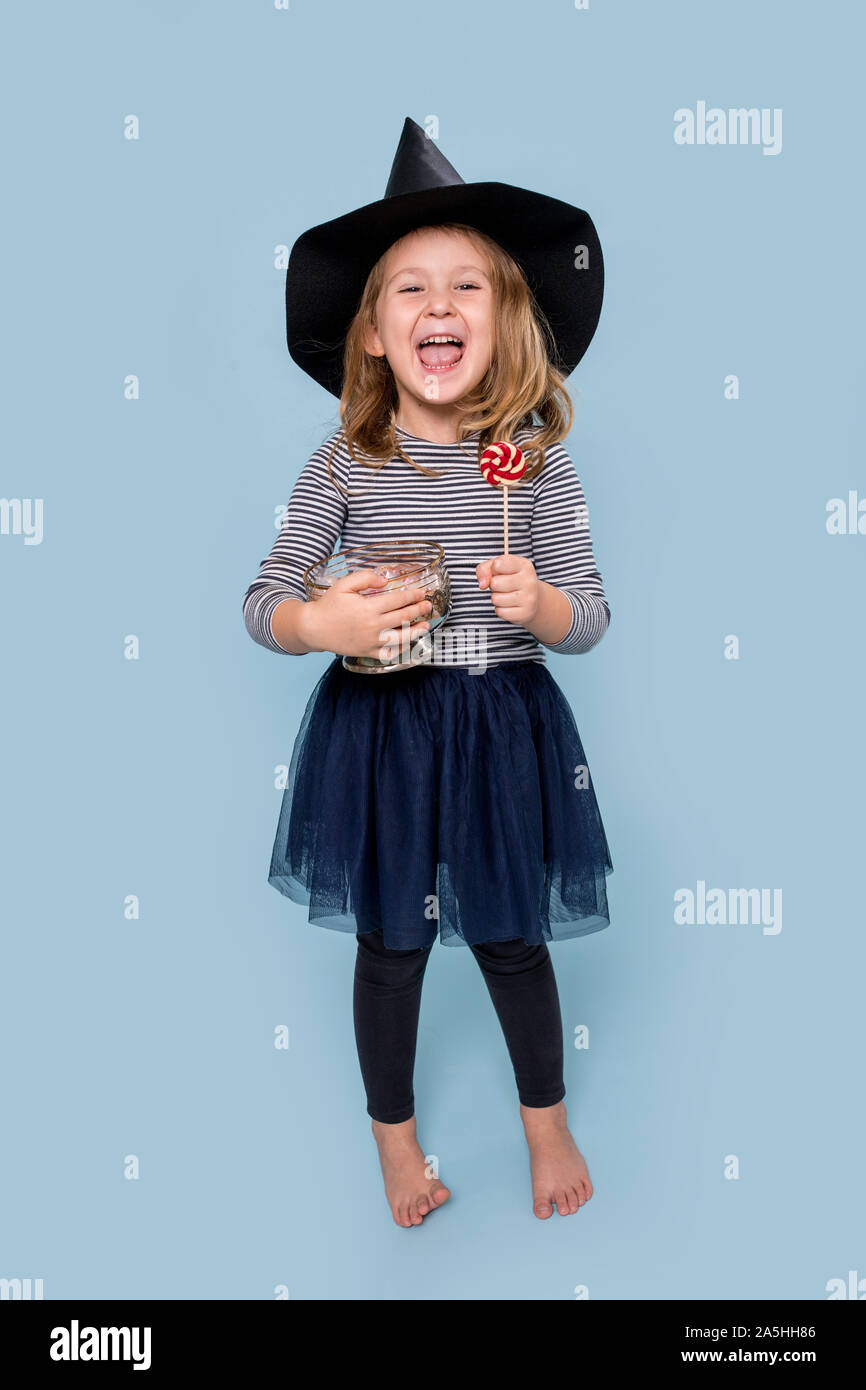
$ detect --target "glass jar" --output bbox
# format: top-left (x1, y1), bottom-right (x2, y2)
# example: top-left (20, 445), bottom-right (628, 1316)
top-left (303, 540), bottom-right (451, 673)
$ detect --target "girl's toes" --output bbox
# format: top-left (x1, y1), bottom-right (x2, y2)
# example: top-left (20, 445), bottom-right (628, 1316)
top-left (432, 1183), bottom-right (450, 1205)
top-left (555, 1189), bottom-right (570, 1215)
top-left (408, 1201), bottom-right (422, 1226)
top-left (534, 1196), bottom-right (554, 1218)
top-left (566, 1187), bottom-right (581, 1214)
top-left (416, 1194), bottom-right (430, 1216)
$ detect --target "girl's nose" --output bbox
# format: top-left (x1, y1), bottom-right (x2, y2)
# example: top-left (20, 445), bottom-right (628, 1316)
top-left (426, 287), bottom-right (456, 310)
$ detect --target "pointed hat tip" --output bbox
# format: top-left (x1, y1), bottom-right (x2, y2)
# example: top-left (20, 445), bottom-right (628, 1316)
top-left (384, 115), bottom-right (465, 199)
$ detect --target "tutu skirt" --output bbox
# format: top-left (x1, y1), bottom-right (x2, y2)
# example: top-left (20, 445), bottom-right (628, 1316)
top-left (268, 655), bottom-right (613, 949)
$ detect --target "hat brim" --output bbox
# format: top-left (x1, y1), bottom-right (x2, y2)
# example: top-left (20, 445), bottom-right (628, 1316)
top-left (285, 181), bottom-right (603, 398)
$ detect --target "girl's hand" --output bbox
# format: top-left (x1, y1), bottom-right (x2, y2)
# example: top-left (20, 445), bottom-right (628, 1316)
top-left (305, 568), bottom-right (434, 660)
top-left (475, 554), bottom-right (540, 627)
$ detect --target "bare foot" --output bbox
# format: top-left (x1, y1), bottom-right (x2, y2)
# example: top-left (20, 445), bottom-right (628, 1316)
top-left (520, 1100), bottom-right (593, 1219)
top-left (370, 1115), bottom-right (451, 1228)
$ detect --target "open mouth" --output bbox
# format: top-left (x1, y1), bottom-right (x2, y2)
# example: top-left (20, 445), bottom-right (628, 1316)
top-left (415, 335), bottom-right (465, 372)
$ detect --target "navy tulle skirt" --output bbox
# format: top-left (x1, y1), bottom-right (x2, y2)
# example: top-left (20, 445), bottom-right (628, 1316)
top-left (268, 655), bottom-right (613, 949)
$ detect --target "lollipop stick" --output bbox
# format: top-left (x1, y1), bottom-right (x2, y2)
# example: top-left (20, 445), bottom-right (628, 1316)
top-left (503, 488), bottom-right (510, 555)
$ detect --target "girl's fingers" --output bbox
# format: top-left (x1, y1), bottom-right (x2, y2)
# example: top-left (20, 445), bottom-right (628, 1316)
top-left (487, 571), bottom-right (525, 591)
top-left (374, 586), bottom-right (432, 619)
top-left (373, 618), bottom-right (430, 659)
top-left (377, 602), bottom-right (432, 632)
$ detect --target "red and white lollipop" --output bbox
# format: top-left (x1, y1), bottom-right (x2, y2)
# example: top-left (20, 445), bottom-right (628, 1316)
top-left (479, 441), bottom-right (526, 554)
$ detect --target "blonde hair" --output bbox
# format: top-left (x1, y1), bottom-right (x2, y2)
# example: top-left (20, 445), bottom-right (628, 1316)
top-left (323, 222), bottom-right (575, 494)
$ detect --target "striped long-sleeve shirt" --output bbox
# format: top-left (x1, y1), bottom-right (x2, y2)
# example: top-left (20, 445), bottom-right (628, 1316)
top-left (242, 423), bottom-right (610, 668)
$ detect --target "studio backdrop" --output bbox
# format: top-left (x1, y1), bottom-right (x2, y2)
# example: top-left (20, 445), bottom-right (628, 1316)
top-left (1, 0), bottom-right (863, 1302)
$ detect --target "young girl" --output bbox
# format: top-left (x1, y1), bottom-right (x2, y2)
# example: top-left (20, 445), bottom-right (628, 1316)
top-left (243, 118), bottom-right (613, 1228)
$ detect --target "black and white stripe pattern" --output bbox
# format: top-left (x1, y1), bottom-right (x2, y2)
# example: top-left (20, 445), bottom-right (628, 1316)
top-left (242, 424), bottom-right (610, 667)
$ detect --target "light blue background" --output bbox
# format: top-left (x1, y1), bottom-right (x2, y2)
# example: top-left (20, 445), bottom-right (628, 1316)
top-left (2, 0), bottom-right (863, 1301)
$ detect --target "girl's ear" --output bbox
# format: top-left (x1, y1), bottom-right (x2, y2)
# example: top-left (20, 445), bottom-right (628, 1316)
top-left (362, 320), bottom-right (384, 356)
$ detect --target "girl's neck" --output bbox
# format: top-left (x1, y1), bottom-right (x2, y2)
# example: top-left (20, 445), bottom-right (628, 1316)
top-left (394, 404), bottom-right (468, 446)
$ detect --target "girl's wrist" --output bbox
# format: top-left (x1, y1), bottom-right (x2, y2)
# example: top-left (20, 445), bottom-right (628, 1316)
top-left (524, 580), bottom-right (572, 646)
top-left (296, 599), bottom-right (324, 653)
top-left (270, 597), bottom-right (322, 655)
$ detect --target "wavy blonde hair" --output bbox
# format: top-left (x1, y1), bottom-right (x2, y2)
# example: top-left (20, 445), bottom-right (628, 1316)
top-left (323, 222), bottom-right (574, 494)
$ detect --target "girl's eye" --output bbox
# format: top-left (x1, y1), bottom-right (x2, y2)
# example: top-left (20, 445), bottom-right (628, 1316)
top-left (398, 283), bottom-right (481, 293)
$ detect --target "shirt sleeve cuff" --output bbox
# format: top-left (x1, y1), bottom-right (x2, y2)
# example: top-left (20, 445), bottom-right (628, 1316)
top-left (242, 587), bottom-right (305, 654)
top-left (540, 591), bottom-right (610, 655)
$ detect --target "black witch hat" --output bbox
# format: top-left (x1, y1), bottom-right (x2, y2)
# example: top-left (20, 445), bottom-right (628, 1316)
top-left (285, 116), bottom-right (604, 399)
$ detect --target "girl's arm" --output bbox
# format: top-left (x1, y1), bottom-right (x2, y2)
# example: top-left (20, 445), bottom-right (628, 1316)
top-left (243, 433), bottom-right (349, 655)
top-left (528, 442), bottom-right (610, 655)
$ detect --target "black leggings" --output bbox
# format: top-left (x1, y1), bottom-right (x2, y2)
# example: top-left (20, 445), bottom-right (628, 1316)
top-left (352, 928), bottom-right (566, 1123)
